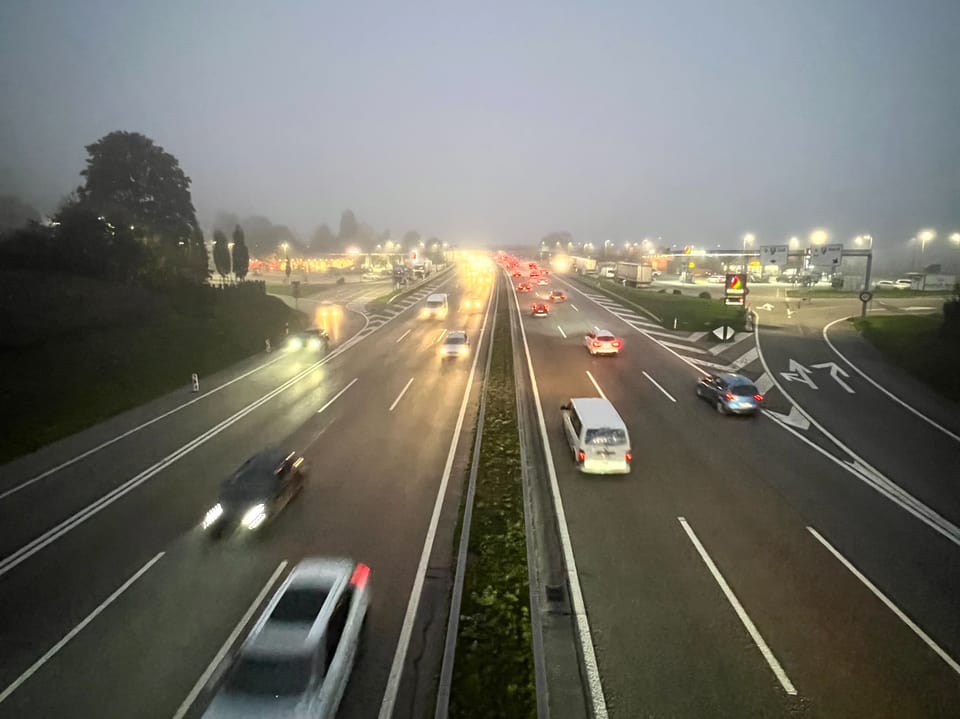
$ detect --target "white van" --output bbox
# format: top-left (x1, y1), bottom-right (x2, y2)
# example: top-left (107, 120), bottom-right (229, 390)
top-left (560, 397), bottom-right (631, 474)
top-left (421, 293), bottom-right (448, 319)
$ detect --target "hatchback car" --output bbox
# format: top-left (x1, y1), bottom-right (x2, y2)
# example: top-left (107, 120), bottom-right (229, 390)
top-left (287, 328), bottom-right (330, 352)
top-left (439, 330), bottom-right (470, 358)
top-left (531, 303), bottom-right (549, 317)
top-left (203, 558), bottom-right (370, 719)
top-left (584, 328), bottom-right (621, 355)
top-left (516, 283), bottom-right (532, 293)
top-left (548, 289), bottom-right (566, 302)
top-left (695, 373), bottom-right (764, 415)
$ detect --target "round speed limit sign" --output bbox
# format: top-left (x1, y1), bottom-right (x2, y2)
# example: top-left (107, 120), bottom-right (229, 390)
top-left (859, 291), bottom-right (873, 303)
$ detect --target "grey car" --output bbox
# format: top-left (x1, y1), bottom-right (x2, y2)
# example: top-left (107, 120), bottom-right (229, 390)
top-left (695, 373), bottom-right (764, 415)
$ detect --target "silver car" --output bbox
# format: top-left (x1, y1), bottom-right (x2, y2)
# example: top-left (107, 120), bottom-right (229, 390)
top-left (439, 330), bottom-right (470, 359)
top-left (696, 373), bottom-right (764, 415)
top-left (203, 558), bottom-right (371, 719)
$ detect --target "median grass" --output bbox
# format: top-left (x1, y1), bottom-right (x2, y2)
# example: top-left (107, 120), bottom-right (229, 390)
top-left (572, 274), bottom-right (746, 331)
top-left (853, 313), bottom-right (960, 402)
top-left (450, 282), bottom-right (535, 718)
top-left (0, 271), bottom-right (306, 462)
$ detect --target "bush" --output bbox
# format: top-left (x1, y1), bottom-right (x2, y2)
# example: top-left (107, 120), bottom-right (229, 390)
top-left (698, 291), bottom-right (712, 300)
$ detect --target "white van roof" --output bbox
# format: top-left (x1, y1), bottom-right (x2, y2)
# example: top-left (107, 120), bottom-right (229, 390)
top-left (569, 397), bottom-right (627, 429)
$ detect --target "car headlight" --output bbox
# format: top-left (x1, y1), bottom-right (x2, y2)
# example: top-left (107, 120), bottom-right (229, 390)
top-left (459, 346), bottom-right (468, 356)
top-left (241, 503), bottom-right (267, 530)
top-left (308, 338), bottom-right (321, 349)
top-left (421, 308), bottom-right (430, 317)
top-left (288, 337), bottom-right (303, 350)
top-left (202, 503), bottom-right (224, 529)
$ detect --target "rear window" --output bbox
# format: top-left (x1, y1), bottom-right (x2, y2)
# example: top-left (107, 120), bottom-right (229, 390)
top-left (585, 428), bottom-right (627, 446)
top-left (597, 334), bottom-right (616, 342)
top-left (225, 655), bottom-right (312, 696)
top-left (427, 299), bottom-right (444, 308)
top-left (731, 384), bottom-right (759, 397)
top-left (444, 335), bottom-right (466, 344)
top-left (270, 588), bottom-right (328, 623)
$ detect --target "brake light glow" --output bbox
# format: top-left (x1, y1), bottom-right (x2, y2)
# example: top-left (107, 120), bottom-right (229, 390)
top-left (754, 394), bottom-right (763, 401)
top-left (612, 340), bottom-right (622, 348)
top-left (592, 341), bottom-right (600, 347)
top-left (625, 452), bottom-right (632, 462)
top-left (724, 393), bottom-right (735, 400)
top-left (350, 562), bottom-right (370, 589)
top-left (577, 450), bottom-right (585, 463)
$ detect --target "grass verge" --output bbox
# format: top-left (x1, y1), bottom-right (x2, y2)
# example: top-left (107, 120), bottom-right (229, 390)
top-left (853, 314), bottom-right (960, 402)
top-left (572, 274), bottom-right (746, 331)
top-left (786, 288), bottom-right (953, 299)
top-left (265, 281), bottom-right (338, 297)
top-left (450, 282), bottom-right (535, 718)
top-left (0, 272), bottom-right (306, 462)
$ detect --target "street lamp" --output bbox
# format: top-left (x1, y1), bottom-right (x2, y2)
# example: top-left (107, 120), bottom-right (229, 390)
top-left (809, 229), bottom-right (828, 246)
top-left (916, 229), bottom-right (936, 269)
top-left (853, 234), bottom-right (873, 248)
top-left (788, 236), bottom-right (800, 250)
top-left (280, 241), bottom-right (289, 257)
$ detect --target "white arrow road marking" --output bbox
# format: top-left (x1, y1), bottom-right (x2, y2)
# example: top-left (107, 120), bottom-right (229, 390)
top-left (763, 406), bottom-right (811, 430)
top-left (780, 359), bottom-right (818, 389)
top-left (810, 362), bottom-right (855, 393)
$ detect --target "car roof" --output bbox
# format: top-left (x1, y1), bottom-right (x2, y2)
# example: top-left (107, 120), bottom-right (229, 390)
top-left (568, 398), bottom-right (628, 428)
top-left (445, 330), bottom-right (467, 340)
top-left (718, 373), bottom-right (755, 386)
top-left (591, 327), bottom-right (615, 336)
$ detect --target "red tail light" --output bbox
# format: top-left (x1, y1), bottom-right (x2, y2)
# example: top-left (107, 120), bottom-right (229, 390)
top-left (625, 452), bottom-right (632, 462)
top-left (592, 341), bottom-right (601, 348)
top-left (350, 562), bottom-right (370, 589)
top-left (754, 394), bottom-right (763, 401)
top-left (612, 340), bottom-right (622, 348)
top-left (577, 450), bottom-right (585, 463)
top-left (724, 393), bottom-right (734, 400)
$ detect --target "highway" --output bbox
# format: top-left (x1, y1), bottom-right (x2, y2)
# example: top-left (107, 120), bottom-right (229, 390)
top-left (515, 267), bottom-right (960, 718)
top-left (0, 269), bottom-right (492, 718)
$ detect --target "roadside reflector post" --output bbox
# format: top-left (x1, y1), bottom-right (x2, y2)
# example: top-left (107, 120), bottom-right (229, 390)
top-left (673, 317), bottom-right (677, 329)
top-left (191, 373), bottom-right (199, 393)
top-left (265, 339), bottom-right (272, 353)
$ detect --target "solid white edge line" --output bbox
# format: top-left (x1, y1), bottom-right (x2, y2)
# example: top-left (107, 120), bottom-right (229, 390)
top-left (642, 371), bottom-right (677, 402)
top-left (316, 377), bottom-right (358, 414)
top-left (395, 328), bottom-right (412, 344)
top-left (754, 315), bottom-right (960, 547)
top-left (678, 517), bottom-right (798, 696)
top-left (171, 561), bottom-right (289, 719)
top-left (389, 377), bottom-right (416, 412)
top-left (0, 551), bottom-right (165, 705)
top-left (822, 317), bottom-right (960, 443)
top-left (512, 271), bottom-right (609, 718)
top-left (585, 370), bottom-right (608, 400)
top-left (806, 526), bottom-right (960, 676)
top-left (378, 283), bottom-right (493, 719)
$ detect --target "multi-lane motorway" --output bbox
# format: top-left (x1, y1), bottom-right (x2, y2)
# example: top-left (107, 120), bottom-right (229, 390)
top-left (1, 260), bottom-right (958, 719)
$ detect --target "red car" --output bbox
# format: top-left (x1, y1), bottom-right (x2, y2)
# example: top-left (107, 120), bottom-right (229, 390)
top-left (548, 289), bottom-right (566, 302)
top-left (531, 303), bottom-right (549, 317)
top-left (512, 271), bottom-right (522, 277)
top-left (517, 283), bottom-right (532, 292)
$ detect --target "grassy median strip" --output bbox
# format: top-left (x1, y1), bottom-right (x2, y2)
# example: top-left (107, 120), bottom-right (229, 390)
top-left (450, 286), bottom-right (535, 718)
top-left (572, 274), bottom-right (746, 331)
top-left (853, 314), bottom-right (960, 402)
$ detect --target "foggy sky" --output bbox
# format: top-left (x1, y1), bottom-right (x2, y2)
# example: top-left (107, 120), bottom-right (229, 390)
top-left (2, 0), bottom-right (959, 254)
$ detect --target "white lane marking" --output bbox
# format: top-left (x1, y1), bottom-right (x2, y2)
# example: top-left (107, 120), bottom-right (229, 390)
top-left (822, 317), bottom-right (960, 443)
top-left (0, 360), bottom-right (329, 579)
top-left (678, 518), bottom-right (798, 695)
top-left (0, 551), bottom-right (165, 705)
top-left (690, 358), bottom-right (733, 372)
top-left (730, 347), bottom-right (760, 372)
top-left (585, 371), bottom-right (608, 400)
top-left (389, 377), bottom-right (415, 412)
top-left (642, 371), bottom-right (676, 402)
top-left (395, 329), bottom-right (412, 343)
top-left (379, 286), bottom-right (494, 719)
top-left (688, 331), bottom-right (708, 342)
top-left (807, 526), bottom-right (960, 676)
top-left (512, 275), bottom-right (608, 718)
top-left (570, 304), bottom-right (580, 312)
top-left (755, 316), bottom-right (960, 546)
top-left (903, 306), bottom-right (937, 311)
top-left (0, 353), bottom-right (289, 500)
top-left (172, 561), bottom-right (288, 719)
top-left (558, 325), bottom-right (567, 339)
top-left (434, 329), bottom-right (447, 344)
top-left (316, 377), bottom-right (358, 414)
top-left (709, 330), bottom-right (752, 355)
top-left (654, 339), bottom-right (707, 354)
top-left (755, 372), bottom-right (774, 396)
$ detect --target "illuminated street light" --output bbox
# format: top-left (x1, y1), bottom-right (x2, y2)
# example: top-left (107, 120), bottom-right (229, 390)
top-left (788, 236), bottom-right (800, 249)
top-left (809, 229), bottom-right (828, 246)
top-left (280, 241), bottom-right (289, 258)
top-left (853, 234), bottom-right (873, 248)
top-left (949, 232), bottom-right (960, 246)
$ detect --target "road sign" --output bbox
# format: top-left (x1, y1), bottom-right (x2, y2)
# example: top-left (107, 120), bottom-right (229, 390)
top-left (712, 325), bottom-right (736, 341)
top-left (724, 272), bottom-right (747, 306)
top-left (859, 291), bottom-right (873, 303)
top-left (759, 244), bottom-right (789, 266)
top-left (809, 243), bottom-right (843, 269)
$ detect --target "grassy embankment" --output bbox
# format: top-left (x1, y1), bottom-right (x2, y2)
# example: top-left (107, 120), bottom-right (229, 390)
top-left (450, 284), bottom-right (535, 718)
top-left (786, 287), bottom-right (953, 299)
top-left (265, 281), bottom-right (339, 297)
top-left (573, 274), bottom-right (746, 332)
top-left (0, 271), bottom-right (305, 462)
top-left (853, 313), bottom-right (960, 402)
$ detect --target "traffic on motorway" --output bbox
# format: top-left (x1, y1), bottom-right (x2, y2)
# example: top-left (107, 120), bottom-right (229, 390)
top-left (1, 251), bottom-right (958, 719)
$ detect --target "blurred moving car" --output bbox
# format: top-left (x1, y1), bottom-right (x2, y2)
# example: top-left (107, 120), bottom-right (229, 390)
top-left (202, 558), bottom-right (371, 719)
top-left (516, 283), bottom-right (532, 292)
top-left (548, 289), bottom-right (566, 302)
top-left (695, 373), bottom-right (763, 415)
top-left (461, 295), bottom-right (483, 312)
top-left (537, 278), bottom-right (549, 285)
top-left (531, 303), bottom-right (549, 317)
top-left (201, 449), bottom-right (307, 538)
top-left (420, 293), bottom-right (449, 319)
top-left (287, 328), bottom-right (330, 352)
top-left (439, 330), bottom-right (470, 359)
top-left (560, 397), bottom-right (631, 475)
top-left (584, 328), bottom-right (622, 355)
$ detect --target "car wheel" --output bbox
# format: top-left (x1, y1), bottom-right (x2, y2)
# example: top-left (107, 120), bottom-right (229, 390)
top-left (695, 385), bottom-right (703, 398)
top-left (715, 399), bottom-right (726, 414)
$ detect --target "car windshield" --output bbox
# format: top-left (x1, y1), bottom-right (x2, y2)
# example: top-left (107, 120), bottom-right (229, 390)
top-left (731, 384), bottom-right (759, 397)
top-left (597, 334), bottom-right (615, 342)
top-left (585, 428), bottom-right (627, 446)
top-left (220, 472), bottom-right (277, 502)
top-left (427, 300), bottom-right (443, 308)
top-left (444, 335), bottom-right (466, 345)
top-left (225, 654), bottom-right (312, 696)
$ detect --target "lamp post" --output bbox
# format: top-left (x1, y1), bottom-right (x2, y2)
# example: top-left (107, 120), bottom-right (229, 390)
top-left (950, 233), bottom-right (960, 275)
top-left (742, 233), bottom-right (755, 273)
top-left (916, 229), bottom-right (936, 270)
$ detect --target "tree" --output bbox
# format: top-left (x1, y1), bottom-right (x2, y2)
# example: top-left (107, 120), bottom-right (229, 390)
top-left (213, 229), bottom-right (231, 281)
top-left (285, 257), bottom-right (291, 280)
top-left (403, 230), bottom-right (421, 248)
top-left (309, 224), bottom-right (337, 254)
top-left (0, 195), bottom-right (41, 233)
top-left (232, 225), bottom-right (249, 281)
top-left (187, 225), bottom-right (211, 284)
top-left (339, 209), bottom-right (358, 240)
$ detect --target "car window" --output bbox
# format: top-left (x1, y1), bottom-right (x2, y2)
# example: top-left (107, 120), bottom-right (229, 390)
top-left (585, 428), bottom-right (627, 446)
top-left (325, 594), bottom-right (351, 669)
top-left (444, 335), bottom-right (466, 344)
top-left (730, 384), bottom-right (759, 397)
top-left (271, 588), bottom-right (329, 623)
top-left (225, 655), bottom-right (312, 696)
top-left (570, 408), bottom-right (583, 437)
